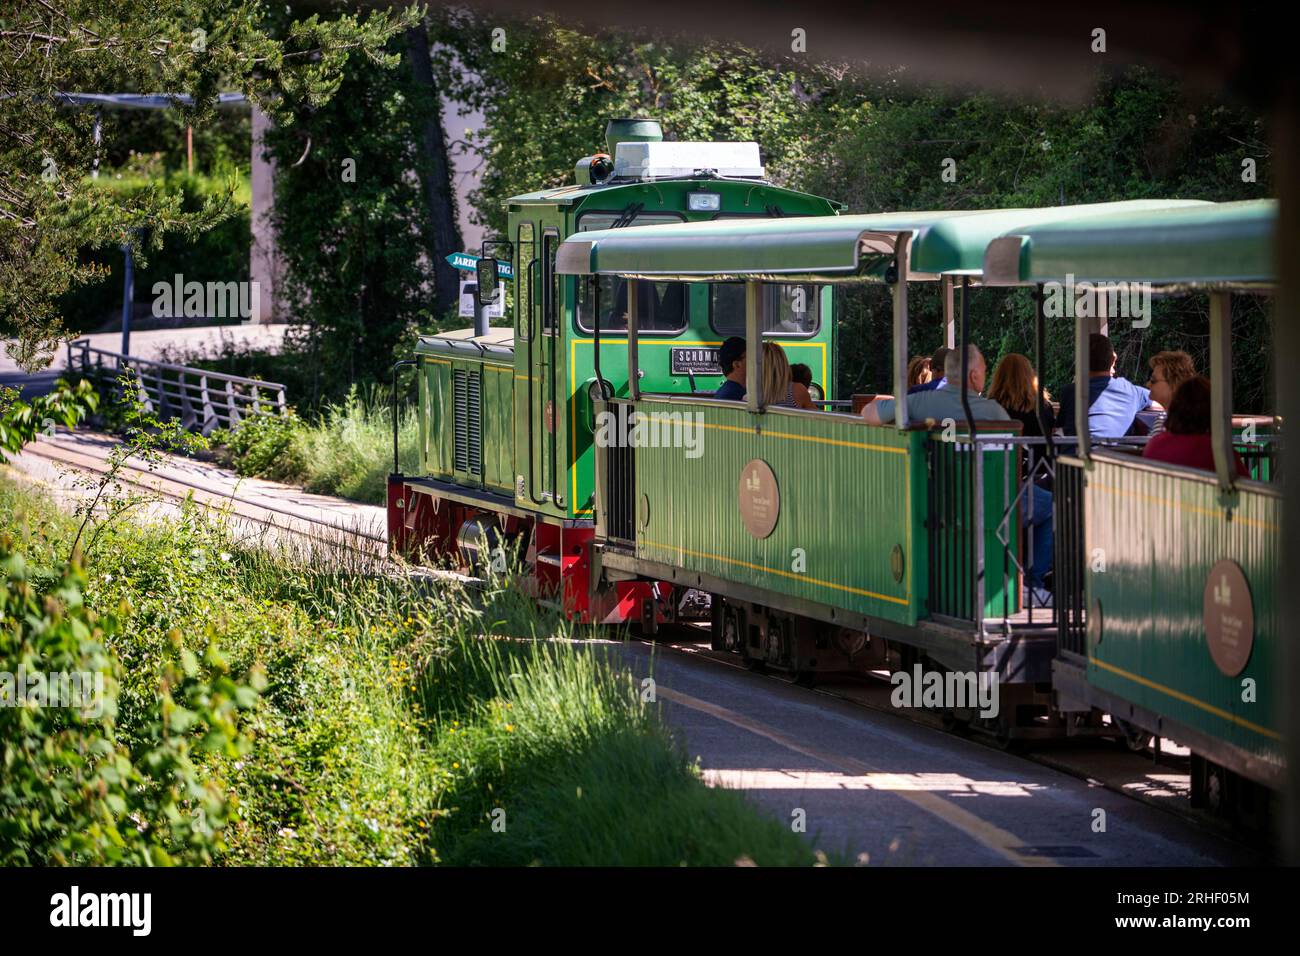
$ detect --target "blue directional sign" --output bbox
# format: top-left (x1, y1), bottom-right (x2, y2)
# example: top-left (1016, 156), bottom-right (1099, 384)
top-left (446, 252), bottom-right (514, 279)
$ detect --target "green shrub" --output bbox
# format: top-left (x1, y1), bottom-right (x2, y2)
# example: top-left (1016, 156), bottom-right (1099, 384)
top-left (216, 410), bottom-right (308, 484)
top-left (0, 532), bottom-right (258, 865)
top-left (217, 387), bottom-right (418, 503)
top-left (0, 378), bottom-right (99, 455)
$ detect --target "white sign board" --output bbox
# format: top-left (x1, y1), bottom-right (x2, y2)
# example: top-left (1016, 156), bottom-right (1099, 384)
top-left (459, 278), bottom-right (504, 320)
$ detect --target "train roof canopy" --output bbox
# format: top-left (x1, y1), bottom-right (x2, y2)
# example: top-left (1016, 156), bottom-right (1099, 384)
top-left (556, 200), bottom-right (1211, 281)
top-left (983, 199), bottom-right (1278, 288)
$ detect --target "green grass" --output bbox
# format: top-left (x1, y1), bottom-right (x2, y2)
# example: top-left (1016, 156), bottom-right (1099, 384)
top-left (0, 473), bottom-right (822, 866)
top-left (216, 388), bottom-right (417, 504)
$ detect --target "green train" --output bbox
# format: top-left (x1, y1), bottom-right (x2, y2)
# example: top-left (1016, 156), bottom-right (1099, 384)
top-left (388, 118), bottom-right (841, 623)
top-left (387, 119), bottom-right (1281, 824)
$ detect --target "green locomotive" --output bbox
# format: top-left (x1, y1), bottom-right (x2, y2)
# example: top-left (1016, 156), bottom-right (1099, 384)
top-left (387, 119), bottom-right (842, 623)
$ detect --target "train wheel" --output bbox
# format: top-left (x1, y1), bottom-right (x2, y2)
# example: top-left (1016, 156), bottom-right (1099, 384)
top-left (722, 610), bottom-right (743, 654)
top-left (1113, 718), bottom-right (1154, 753)
top-left (941, 710), bottom-right (971, 735)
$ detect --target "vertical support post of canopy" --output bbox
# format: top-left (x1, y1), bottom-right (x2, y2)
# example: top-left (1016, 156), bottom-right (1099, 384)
top-left (1209, 290), bottom-right (1236, 495)
top-left (942, 274), bottom-right (956, 348)
top-left (746, 279), bottom-right (763, 413)
top-left (1074, 297), bottom-right (1091, 462)
top-left (1034, 285), bottom-right (1054, 457)
top-left (892, 233), bottom-right (910, 429)
top-left (627, 278), bottom-right (640, 401)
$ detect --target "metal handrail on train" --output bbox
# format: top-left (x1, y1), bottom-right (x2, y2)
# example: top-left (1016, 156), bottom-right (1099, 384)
top-left (67, 338), bottom-right (288, 434)
top-left (933, 431), bottom-right (1283, 636)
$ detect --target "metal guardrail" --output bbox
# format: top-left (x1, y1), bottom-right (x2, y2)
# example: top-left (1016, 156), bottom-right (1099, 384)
top-left (66, 338), bottom-right (287, 434)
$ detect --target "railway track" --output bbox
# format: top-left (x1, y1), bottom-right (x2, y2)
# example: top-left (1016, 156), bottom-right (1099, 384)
top-left (13, 432), bottom-right (388, 560)
top-left (5, 430), bottom-right (1267, 858)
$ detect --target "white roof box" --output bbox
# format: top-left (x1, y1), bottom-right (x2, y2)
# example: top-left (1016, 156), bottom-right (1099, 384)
top-left (613, 141), bottom-right (765, 180)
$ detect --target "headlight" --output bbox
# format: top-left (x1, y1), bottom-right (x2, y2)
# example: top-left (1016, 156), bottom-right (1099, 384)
top-left (688, 191), bottom-right (721, 212)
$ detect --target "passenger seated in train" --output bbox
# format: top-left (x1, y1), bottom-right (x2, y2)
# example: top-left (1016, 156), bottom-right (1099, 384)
top-left (861, 345), bottom-right (1009, 426)
top-left (907, 355), bottom-right (933, 389)
top-left (1144, 350), bottom-right (1197, 434)
top-left (988, 353), bottom-right (1057, 437)
top-left (1058, 333), bottom-right (1153, 438)
top-left (713, 336), bottom-right (747, 401)
top-left (988, 354), bottom-right (1058, 588)
top-left (908, 345), bottom-right (950, 394)
top-left (1142, 376), bottom-right (1249, 477)
top-left (761, 342), bottom-right (815, 409)
top-left (791, 362), bottom-right (825, 403)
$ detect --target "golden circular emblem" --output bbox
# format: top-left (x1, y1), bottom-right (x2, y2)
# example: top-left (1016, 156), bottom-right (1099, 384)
top-left (1203, 559), bottom-right (1254, 677)
top-left (737, 459), bottom-right (780, 539)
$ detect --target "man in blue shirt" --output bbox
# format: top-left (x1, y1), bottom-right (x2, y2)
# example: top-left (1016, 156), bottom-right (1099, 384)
top-left (1059, 334), bottom-right (1152, 438)
top-left (713, 336), bottom-right (747, 401)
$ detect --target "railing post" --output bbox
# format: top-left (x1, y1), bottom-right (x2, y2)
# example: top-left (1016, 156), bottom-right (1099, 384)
top-left (276, 385), bottom-right (287, 417)
top-left (200, 375), bottom-right (216, 434)
top-left (226, 380), bottom-right (241, 427)
top-left (155, 366), bottom-right (169, 420)
top-left (178, 369), bottom-right (196, 429)
top-left (134, 366), bottom-right (153, 415)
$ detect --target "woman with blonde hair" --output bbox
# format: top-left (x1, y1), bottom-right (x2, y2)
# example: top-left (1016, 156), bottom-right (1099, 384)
top-left (1145, 350), bottom-right (1196, 435)
top-left (760, 342), bottom-right (814, 409)
top-left (907, 355), bottom-right (933, 389)
top-left (987, 352), bottom-right (1056, 436)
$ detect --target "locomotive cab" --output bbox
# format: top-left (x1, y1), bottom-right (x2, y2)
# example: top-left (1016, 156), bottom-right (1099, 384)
top-left (389, 118), bottom-right (844, 623)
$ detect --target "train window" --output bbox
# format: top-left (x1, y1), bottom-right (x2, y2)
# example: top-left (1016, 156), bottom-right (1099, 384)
top-left (709, 282), bottom-right (821, 338)
top-left (574, 211), bottom-right (688, 335)
top-left (575, 277), bottom-right (687, 334)
top-left (542, 231), bottom-right (559, 333)
top-left (516, 222), bottom-right (534, 339)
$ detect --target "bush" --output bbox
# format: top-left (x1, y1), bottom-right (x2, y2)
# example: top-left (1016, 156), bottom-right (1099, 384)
top-left (0, 533), bottom-right (258, 865)
top-left (216, 387), bottom-right (418, 504)
top-left (0, 476), bottom-right (827, 866)
top-left (54, 170), bottom-right (251, 334)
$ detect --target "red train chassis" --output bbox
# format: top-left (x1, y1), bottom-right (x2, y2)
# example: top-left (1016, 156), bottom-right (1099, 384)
top-left (386, 475), bottom-right (671, 626)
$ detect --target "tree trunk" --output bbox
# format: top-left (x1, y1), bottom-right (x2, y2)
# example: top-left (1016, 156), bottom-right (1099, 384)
top-left (406, 19), bottom-right (462, 317)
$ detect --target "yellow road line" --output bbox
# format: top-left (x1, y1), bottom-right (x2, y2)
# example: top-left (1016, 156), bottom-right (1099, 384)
top-left (1088, 656), bottom-right (1281, 741)
top-left (657, 685), bottom-right (1057, 867)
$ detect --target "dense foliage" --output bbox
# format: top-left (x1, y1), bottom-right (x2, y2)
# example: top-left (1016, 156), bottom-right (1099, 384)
top-left (0, 379), bottom-right (99, 455)
top-left (261, 41), bottom-right (450, 406)
top-left (0, 476), bottom-right (822, 865)
top-left (0, 0), bottom-right (418, 369)
top-left (797, 70), bottom-right (1272, 405)
top-left (0, 533), bottom-right (258, 865)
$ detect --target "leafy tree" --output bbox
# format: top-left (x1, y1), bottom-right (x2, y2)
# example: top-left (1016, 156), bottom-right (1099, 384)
top-left (796, 67), bottom-right (1272, 407)
top-left (0, 0), bottom-right (419, 370)
top-left (262, 34), bottom-right (451, 406)
top-left (430, 13), bottom-right (840, 237)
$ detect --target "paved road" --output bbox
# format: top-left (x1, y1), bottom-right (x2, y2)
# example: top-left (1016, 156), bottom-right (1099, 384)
top-left (613, 642), bottom-right (1262, 866)
top-left (1, 428), bottom-right (1266, 867)
top-left (1, 324), bottom-right (290, 398)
